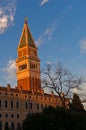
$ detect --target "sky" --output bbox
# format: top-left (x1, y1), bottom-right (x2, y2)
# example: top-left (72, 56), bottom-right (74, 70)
top-left (0, 0), bottom-right (86, 97)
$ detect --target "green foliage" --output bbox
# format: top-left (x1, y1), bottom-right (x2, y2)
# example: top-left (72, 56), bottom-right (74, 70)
top-left (22, 106), bottom-right (86, 130)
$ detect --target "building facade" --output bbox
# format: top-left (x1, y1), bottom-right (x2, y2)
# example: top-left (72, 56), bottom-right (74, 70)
top-left (0, 20), bottom-right (69, 130)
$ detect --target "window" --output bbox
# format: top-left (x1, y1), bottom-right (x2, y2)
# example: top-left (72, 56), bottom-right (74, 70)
top-left (25, 102), bottom-right (28, 109)
top-left (5, 100), bottom-right (8, 108)
top-left (29, 103), bottom-right (32, 109)
top-left (11, 101), bottom-right (14, 108)
top-left (37, 104), bottom-right (39, 110)
top-left (16, 101), bottom-right (19, 108)
top-left (36, 97), bottom-right (38, 99)
top-left (0, 114), bottom-right (2, 118)
top-left (16, 94), bottom-right (18, 97)
top-left (19, 64), bottom-right (27, 71)
top-left (11, 122), bottom-right (15, 130)
top-left (0, 100), bottom-right (1, 107)
top-left (11, 114), bottom-right (14, 118)
top-left (11, 93), bottom-right (13, 96)
top-left (25, 95), bottom-right (27, 98)
top-left (29, 96), bottom-right (31, 98)
top-left (5, 93), bottom-right (8, 95)
top-left (5, 114), bottom-right (8, 118)
top-left (17, 114), bottom-right (19, 118)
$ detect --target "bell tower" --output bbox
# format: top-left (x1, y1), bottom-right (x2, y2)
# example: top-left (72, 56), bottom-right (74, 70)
top-left (16, 19), bottom-right (41, 92)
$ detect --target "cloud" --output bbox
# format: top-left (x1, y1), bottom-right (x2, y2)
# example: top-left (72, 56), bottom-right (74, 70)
top-left (40, 0), bottom-right (49, 6)
top-left (73, 83), bottom-right (86, 95)
top-left (79, 40), bottom-right (86, 53)
top-left (73, 83), bottom-right (86, 101)
top-left (36, 6), bottom-right (72, 46)
top-left (0, 0), bottom-right (17, 34)
top-left (2, 59), bottom-right (16, 87)
top-left (67, 6), bottom-right (72, 11)
top-left (35, 23), bottom-right (55, 46)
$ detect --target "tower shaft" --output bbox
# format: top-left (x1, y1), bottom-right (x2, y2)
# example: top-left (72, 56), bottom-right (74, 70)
top-left (16, 21), bottom-right (41, 92)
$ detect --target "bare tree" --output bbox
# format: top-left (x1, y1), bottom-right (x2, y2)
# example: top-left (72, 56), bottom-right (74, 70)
top-left (42, 63), bottom-right (84, 107)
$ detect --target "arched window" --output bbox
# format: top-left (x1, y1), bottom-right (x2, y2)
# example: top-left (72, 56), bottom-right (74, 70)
top-left (5, 100), bottom-right (8, 108)
top-left (25, 102), bottom-right (28, 109)
top-left (25, 64), bottom-right (27, 69)
top-left (29, 103), bottom-right (32, 109)
top-left (17, 114), bottom-right (19, 118)
top-left (19, 64), bottom-right (27, 71)
top-left (31, 63), bottom-right (32, 68)
top-left (0, 100), bottom-right (1, 107)
top-left (11, 122), bottom-right (15, 130)
top-left (16, 101), bottom-right (19, 108)
top-left (34, 64), bottom-right (35, 69)
top-left (37, 104), bottom-right (39, 110)
top-left (11, 101), bottom-right (14, 108)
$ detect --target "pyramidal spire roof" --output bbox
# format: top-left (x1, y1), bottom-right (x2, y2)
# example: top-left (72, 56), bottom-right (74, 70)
top-left (18, 18), bottom-right (36, 48)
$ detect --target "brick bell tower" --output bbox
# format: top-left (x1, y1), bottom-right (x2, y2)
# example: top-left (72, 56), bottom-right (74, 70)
top-left (16, 19), bottom-right (41, 92)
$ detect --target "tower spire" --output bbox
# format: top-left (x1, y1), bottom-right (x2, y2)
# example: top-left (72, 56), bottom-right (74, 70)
top-left (24, 17), bottom-right (28, 23)
top-left (18, 18), bottom-right (36, 49)
top-left (16, 20), bottom-right (41, 92)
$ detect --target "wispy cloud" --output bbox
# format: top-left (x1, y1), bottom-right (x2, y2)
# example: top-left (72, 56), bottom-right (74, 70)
top-left (1, 59), bottom-right (16, 87)
top-left (0, 0), bottom-right (17, 34)
top-left (35, 22), bottom-right (56, 46)
top-left (79, 40), bottom-right (86, 53)
top-left (73, 83), bottom-right (86, 100)
top-left (36, 6), bottom-right (72, 46)
top-left (40, 0), bottom-right (49, 6)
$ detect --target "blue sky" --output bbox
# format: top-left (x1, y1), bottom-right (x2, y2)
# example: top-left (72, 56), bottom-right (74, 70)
top-left (0, 0), bottom-right (86, 92)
